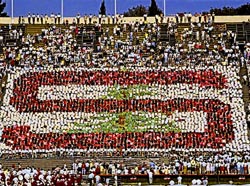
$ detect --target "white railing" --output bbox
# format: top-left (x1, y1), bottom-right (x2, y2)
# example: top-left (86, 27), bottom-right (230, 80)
top-left (0, 15), bottom-right (250, 24)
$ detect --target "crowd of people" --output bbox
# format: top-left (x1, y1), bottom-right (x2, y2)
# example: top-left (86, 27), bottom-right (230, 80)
top-left (1, 22), bottom-right (245, 71)
top-left (18, 11), bottom-right (218, 26)
top-left (2, 150), bottom-right (250, 185)
top-left (0, 151), bottom-right (248, 186)
top-left (19, 13), bottom-right (134, 25)
top-left (0, 13), bottom-right (249, 179)
top-left (0, 65), bottom-right (247, 154)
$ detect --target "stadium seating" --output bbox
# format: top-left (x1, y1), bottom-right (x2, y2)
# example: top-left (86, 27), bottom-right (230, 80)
top-left (0, 16), bottom-right (249, 175)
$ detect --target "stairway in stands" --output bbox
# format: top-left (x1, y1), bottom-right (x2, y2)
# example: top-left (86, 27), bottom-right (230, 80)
top-left (0, 156), bottom-right (165, 170)
top-left (175, 23), bottom-right (227, 50)
top-left (244, 22), bottom-right (250, 42)
top-left (226, 23), bottom-right (237, 33)
top-left (26, 24), bottom-right (49, 35)
top-left (236, 24), bottom-right (245, 43)
top-left (0, 158), bottom-right (73, 171)
top-left (76, 25), bottom-right (95, 47)
top-left (0, 25), bottom-right (26, 47)
top-left (159, 24), bottom-right (176, 46)
top-left (227, 23), bottom-right (246, 43)
top-left (239, 62), bottom-right (250, 140)
top-left (102, 24), bottom-right (149, 45)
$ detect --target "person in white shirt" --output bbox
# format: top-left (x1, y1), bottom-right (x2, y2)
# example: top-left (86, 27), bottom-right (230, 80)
top-left (187, 162), bottom-right (191, 174)
top-left (147, 170), bottom-right (153, 184)
top-left (50, 13), bottom-right (54, 24)
top-left (76, 13), bottom-right (81, 25)
top-left (88, 172), bottom-right (95, 186)
top-left (57, 13), bottom-right (61, 24)
top-left (28, 13), bottom-right (31, 24)
top-left (95, 174), bottom-right (101, 185)
top-left (177, 175), bottom-right (182, 185)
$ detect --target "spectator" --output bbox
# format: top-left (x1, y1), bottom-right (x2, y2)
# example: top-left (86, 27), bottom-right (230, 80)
top-left (28, 12), bottom-right (31, 24)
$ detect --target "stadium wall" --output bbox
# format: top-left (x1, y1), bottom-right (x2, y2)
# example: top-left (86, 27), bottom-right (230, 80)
top-left (0, 15), bottom-right (249, 24)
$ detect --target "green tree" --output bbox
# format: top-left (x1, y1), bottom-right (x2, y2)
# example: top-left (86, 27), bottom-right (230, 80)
top-left (0, 0), bottom-right (7, 17)
top-left (123, 5), bottom-right (148, 17)
top-left (148, 0), bottom-right (162, 16)
top-left (99, 0), bottom-right (106, 16)
top-left (236, 3), bottom-right (250, 15)
top-left (210, 3), bottom-right (250, 15)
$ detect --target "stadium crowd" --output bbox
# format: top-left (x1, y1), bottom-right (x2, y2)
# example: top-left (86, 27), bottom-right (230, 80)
top-left (2, 18), bottom-right (247, 70)
top-left (0, 13), bottom-right (250, 186)
top-left (1, 151), bottom-right (250, 186)
top-left (19, 11), bottom-right (218, 25)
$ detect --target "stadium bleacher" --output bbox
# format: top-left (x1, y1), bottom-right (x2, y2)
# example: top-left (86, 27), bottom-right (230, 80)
top-left (0, 14), bottom-right (250, 185)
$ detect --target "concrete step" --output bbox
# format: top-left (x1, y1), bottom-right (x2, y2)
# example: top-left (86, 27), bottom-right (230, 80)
top-left (122, 185), bottom-right (166, 186)
top-left (0, 158), bottom-right (73, 170)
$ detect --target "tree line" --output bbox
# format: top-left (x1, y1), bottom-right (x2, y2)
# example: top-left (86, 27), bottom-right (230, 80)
top-left (99, 1), bottom-right (250, 17)
top-left (99, 0), bottom-right (162, 17)
top-left (0, 0), bottom-right (249, 18)
top-left (209, 3), bottom-right (250, 15)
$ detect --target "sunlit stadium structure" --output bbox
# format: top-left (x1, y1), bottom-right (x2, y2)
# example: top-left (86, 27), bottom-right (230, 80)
top-left (0, 11), bottom-right (250, 185)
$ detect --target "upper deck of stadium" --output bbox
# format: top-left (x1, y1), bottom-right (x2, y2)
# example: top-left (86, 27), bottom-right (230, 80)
top-left (0, 11), bottom-right (250, 185)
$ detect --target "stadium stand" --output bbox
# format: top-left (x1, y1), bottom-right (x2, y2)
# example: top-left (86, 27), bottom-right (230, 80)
top-left (0, 14), bottom-right (250, 185)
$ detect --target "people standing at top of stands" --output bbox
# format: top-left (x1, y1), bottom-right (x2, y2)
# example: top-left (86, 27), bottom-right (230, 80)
top-left (84, 14), bottom-right (88, 24)
top-left (57, 13), bottom-right (61, 24)
top-left (40, 14), bottom-right (44, 24)
top-left (28, 13), bottom-right (31, 24)
top-left (89, 14), bottom-right (93, 24)
top-left (117, 14), bottom-right (121, 24)
top-left (183, 12), bottom-right (188, 23)
top-left (175, 14), bottom-right (179, 23)
top-left (204, 13), bottom-right (207, 23)
top-left (36, 14), bottom-right (40, 24)
top-left (76, 13), bottom-right (81, 25)
top-left (143, 14), bottom-right (147, 22)
top-left (102, 15), bottom-right (106, 24)
top-left (18, 16), bottom-right (21, 24)
top-left (98, 14), bottom-right (102, 24)
top-left (54, 13), bottom-right (58, 24)
top-left (106, 14), bottom-right (110, 24)
top-left (160, 14), bottom-right (164, 24)
top-left (193, 13), bottom-right (198, 23)
top-left (212, 12), bottom-right (215, 23)
top-left (179, 13), bottom-right (184, 23)
top-left (50, 13), bottom-right (55, 24)
top-left (187, 12), bottom-right (192, 23)
top-left (32, 13), bottom-right (36, 24)
top-left (198, 13), bottom-right (202, 23)
top-left (21, 16), bottom-right (25, 24)
top-left (44, 14), bottom-right (48, 24)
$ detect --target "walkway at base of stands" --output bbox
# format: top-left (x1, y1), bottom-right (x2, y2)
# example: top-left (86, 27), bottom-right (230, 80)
top-left (101, 174), bottom-right (250, 185)
top-left (1, 158), bottom-right (250, 185)
top-left (0, 157), bottom-right (155, 170)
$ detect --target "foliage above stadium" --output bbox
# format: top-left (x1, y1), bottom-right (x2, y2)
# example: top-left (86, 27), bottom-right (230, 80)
top-left (209, 3), bottom-right (250, 15)
top-left (0, 0), bottom-right (7, 17)
top-left (123, 1), bottom-right (250, 17)
top-left (124, 0), bottom-right (163, 17)
top-left (99, 0), bottom-right (106, 16)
